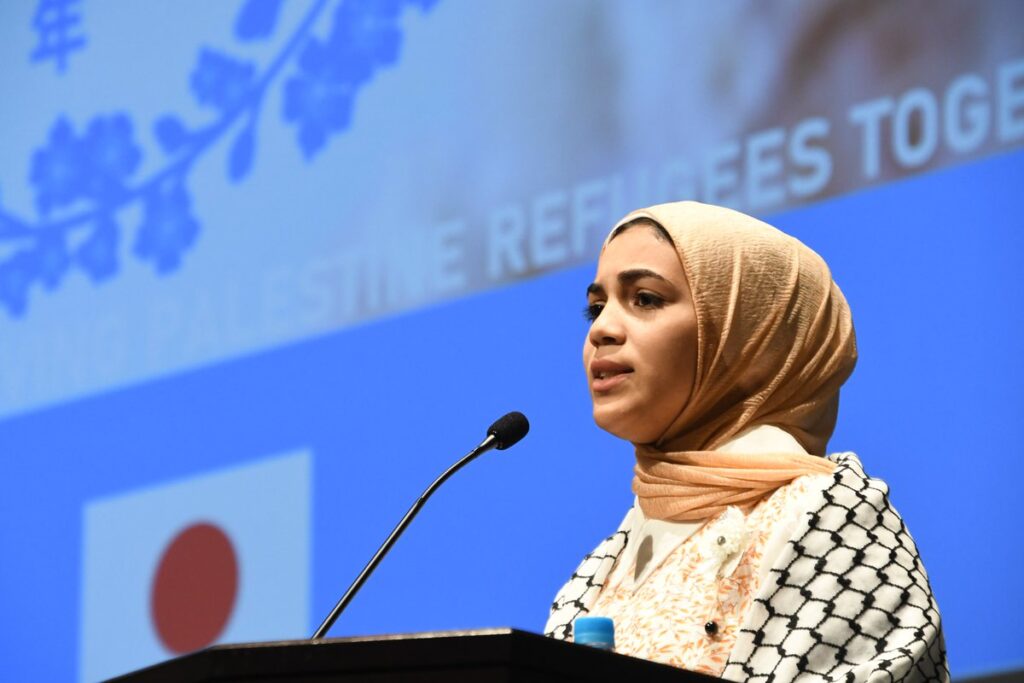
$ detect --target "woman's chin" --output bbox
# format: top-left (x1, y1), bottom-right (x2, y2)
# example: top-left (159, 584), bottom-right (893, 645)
top-left (592, 406), bottom-right (661, 444)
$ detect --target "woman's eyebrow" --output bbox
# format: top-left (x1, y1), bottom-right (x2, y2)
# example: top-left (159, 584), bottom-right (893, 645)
top-left (618, 268), bottom-right (669, 286)
top-left (586, 269), bottom-right (670, 297)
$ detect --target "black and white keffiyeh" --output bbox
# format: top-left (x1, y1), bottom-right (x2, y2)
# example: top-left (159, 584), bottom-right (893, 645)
top-left (544, 453), bottom-right (949, 682)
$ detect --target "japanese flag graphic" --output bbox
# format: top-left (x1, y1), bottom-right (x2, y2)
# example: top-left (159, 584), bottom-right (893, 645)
top-left (78, 451), bottom-right (311, 683)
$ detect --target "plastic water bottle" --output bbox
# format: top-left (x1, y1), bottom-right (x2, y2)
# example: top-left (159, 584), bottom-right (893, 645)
top-left (573, 616), bottom-right (615, 651)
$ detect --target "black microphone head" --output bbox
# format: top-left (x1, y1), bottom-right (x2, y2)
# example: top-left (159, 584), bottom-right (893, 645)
top-left (487, 411), bottom-right (529, 450)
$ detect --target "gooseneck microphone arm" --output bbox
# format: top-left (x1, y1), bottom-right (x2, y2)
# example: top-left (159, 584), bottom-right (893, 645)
top-left (311, 411), bottom-right (529, 640)
top-left (310, 440), bottom-right (489, 640)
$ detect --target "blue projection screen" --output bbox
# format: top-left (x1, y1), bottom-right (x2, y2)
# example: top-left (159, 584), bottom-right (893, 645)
top-left (1, 2), bottom-right (1023, 681)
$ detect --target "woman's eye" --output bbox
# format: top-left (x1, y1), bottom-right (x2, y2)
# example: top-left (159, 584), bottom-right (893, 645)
top-left (583, 302), bottom-right (604, 322)
top-left (634, 292), bottom-right (665, 309)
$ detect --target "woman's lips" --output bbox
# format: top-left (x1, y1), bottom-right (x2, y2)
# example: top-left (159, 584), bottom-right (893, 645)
top-left (592, 372), bottom-right (632, 393)
top-left (590, 359), bottom-right (633, 393)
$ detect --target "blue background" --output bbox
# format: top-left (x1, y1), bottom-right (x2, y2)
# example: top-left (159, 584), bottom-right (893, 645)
top-left (1, 1), bottom-right (1022, 680)
top-left (4, 149), bottom-right (1024, 680)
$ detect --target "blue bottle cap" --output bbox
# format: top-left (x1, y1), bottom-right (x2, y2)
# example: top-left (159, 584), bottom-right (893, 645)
top-left (573, 616), bottom-right (615, 650)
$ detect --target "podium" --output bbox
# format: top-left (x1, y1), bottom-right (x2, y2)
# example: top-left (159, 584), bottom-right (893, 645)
top-left (107, 628), bottom-right (717, 682)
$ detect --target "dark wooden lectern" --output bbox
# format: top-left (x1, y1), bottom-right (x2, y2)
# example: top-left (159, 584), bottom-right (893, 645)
top-left (107, 628), bottom-right (717, 682)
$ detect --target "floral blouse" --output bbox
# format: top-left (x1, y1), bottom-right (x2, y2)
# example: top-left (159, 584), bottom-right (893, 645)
top-left (588, 473), bottom-right (831, 675)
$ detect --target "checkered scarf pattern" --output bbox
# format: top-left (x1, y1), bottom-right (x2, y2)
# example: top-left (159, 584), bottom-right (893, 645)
top-left (544, 453), bottom-right (949, 682)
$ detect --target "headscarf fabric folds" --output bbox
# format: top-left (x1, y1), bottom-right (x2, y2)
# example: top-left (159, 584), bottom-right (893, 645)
top-left (612, 201), bottom-right (858, 522)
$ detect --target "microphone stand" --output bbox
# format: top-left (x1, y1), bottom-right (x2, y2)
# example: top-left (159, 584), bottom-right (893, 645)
top-left (311, 433), bottom-right (499, 640)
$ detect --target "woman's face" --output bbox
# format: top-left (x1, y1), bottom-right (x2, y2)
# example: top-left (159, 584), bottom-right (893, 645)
top-left (583, 226), bottom-right (698, 444)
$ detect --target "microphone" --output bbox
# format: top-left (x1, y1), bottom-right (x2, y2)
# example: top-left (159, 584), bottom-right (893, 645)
top-left (484, 410), bottom-right (530, 450)
top-left (311, 411), bottom-right (530, 640)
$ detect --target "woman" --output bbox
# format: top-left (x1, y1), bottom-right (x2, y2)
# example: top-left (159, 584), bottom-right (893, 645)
top-left (544, 201), bottom-right (947, 682)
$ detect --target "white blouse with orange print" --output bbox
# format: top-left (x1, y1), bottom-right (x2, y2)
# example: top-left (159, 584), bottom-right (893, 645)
top-left (586, 425), bottom-right (832, 675)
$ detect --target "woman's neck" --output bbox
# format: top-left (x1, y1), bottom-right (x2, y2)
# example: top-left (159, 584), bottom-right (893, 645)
top-left (715, 424), bottom-right (808, 455)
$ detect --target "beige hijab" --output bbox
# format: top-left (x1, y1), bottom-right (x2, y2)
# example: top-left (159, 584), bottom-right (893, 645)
top-left (612, 201), bottom-right (857, 522)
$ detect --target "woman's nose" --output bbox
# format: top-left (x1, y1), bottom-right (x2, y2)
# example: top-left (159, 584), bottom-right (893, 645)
top-left (588, 303), bottom-right (625, 346)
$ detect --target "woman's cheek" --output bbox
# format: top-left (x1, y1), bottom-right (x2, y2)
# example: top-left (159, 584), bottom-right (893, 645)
top-left (645, 358), bottom-right (688, 429)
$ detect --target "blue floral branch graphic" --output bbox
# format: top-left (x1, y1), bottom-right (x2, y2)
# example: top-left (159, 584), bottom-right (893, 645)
top-left (0, 0), bottom-right (439, 317)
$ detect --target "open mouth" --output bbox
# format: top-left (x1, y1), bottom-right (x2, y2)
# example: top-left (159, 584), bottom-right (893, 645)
top-left (592, 372), bottom-right (631, 392)
top-left (590, 359), bottom-right (633, 392)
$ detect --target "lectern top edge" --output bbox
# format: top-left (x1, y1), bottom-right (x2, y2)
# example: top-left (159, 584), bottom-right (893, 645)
top-left (107, 628), bottom-right (712, 682)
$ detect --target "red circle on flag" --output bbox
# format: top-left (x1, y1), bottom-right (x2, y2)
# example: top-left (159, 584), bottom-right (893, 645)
top-left (150, 522), bottom-right (239, 654)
